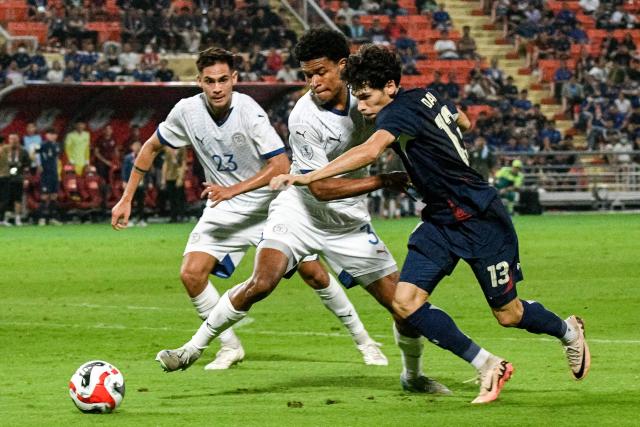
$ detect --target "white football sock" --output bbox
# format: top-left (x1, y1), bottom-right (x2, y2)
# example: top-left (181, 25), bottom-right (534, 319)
top-left (187, 291), bottom-right (246, 350)
top-left (561, 319), bottom-right (578, 344)
top-left (190, 281), bottom-right (241, 348)
top-left (315, 275), bottom-right (369, 345)
top-left (393, 323), bottom-right (424, 379)
top-left (470, 348), bottom-right (491, 370)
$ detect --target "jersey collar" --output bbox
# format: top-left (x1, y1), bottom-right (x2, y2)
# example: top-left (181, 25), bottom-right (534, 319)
top-left (202, 92), bottom-right (235, 127)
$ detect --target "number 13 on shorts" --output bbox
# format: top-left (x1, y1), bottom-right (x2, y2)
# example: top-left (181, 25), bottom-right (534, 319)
top-left (487, 261), bottom-right (510, 288)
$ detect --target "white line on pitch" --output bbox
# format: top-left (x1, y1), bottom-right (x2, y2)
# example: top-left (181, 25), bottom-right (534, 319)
top-left (0, 320), bottom-right (638, 344)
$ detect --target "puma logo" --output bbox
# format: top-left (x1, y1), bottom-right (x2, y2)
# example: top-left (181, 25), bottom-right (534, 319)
top-left (328, 134), bottom-right (341, 143)
top-left (295, 130), bottom-right (307, 139)
top-left (376, 248), bottom-right (388, 255)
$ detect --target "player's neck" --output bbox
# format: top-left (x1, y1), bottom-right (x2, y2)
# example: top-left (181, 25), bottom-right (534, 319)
top-left (205, 95), bottom-right (233, 123)
top-left (325, 85), bottom-right (349, 112)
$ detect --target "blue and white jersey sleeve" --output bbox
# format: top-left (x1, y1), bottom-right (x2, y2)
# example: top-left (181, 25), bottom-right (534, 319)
top-left (288, 121), bottom-right (328, 174)
top-left (157, 100), bottom-right (191, 148)
top-left (244, 99), bottom-right (285, 160)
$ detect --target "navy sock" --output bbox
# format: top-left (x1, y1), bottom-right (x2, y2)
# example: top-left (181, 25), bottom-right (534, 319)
top-left (517, 300), bottom-right (566, 338)
top-left (406, 302), bottom-right (481, 363)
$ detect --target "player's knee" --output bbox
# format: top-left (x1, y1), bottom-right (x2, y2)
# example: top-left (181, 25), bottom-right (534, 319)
top-left (298, 262), bottom-right (329, 290)
top-left (180, 265), bottom-right (208, 293)
top-left (493, 305), bottom-right (523, 327)
top-left (392, 296), bottom-right (419, 318)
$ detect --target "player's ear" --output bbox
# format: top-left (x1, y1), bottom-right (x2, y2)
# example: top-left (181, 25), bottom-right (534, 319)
top-left (231, 70), bottom-right (239, 84)
top-left (196, 73), bottom-right (203, 88)
top-left (384, 80), bottom-right (397, 97)
top-left (337, 57), bottom-right (347, 73)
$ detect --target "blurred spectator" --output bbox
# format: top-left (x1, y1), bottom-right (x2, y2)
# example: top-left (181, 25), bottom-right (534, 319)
top-left (239, 60), bottom-right (260, 82)
top-left (249, 44), bottom-right (267, 74)
top-left (395, 28), bottom-right (418, 58)
top-left (561, 76), bottom-right (585, 116)
top-left (432, 3), bottom-right (452, 31)
top-left (385, 15), bottom-right (405, 43)
top-left (381, 0), bottom-right (407, 16)
top-left (335, 15), bottom-right (352, 38)
top-left (6, 61), bottom-right (25, 85)
top-left (3, 133), bottom-right (30, 226)
top-left (276, 64), bottom-right (299, 83)
top-left (93, 125), bottom-right (119, 185)
top-left (579, 0), bottom-right (599, 15)
top-left (513, 89), bottom-right (532, 111)
top-left (46, 59), bottom-right (64, 83)
top-left (350, 15), bottom-right (368, 43)
top-left (367, 18), bottom-right (388, 44)
top-left (23, 122), bottom-right (43, 166)
top-left (444, 72), bottom-right (460, 101)
top-left (336, 1), bottom-right (359, 26)
top-left (65, 121), bottom-right (90, 175)
top-left (37, 129), bottom-right (63, 226)
top-left (155, 59), bottom-right (175, 82)
top-left (552, 60), bottom-right (572, 100)
top-left (141, 44), bottom-right (159, 68)
top-left (161, 146), bottom-right (187, 223)
top-left (468, 136), bottom-right (495, 180)
top-left (265, 48), bottom-right (283, 75)
top-left (457, 26), bottom-right (478, 59)
top-left (485, 57), bottom-right (504, 87)
top-left (428, 71), bottom-right (447, 95)
top-left (118, 42), bottom-right (141, 74)
top-left (494, 158), bottom-right (523, 214)
top-left (434, 29), bottom-right (458, 59)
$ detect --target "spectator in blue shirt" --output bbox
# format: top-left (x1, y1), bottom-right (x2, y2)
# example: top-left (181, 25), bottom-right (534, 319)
top-left (539, 120), bottom-right (562, 146)
top-left (513, 89), bottom-right (532, 111)
top-left (553, 60), bottom-right (572, 101)
top-left (432, 3), bottom-right (452, 30)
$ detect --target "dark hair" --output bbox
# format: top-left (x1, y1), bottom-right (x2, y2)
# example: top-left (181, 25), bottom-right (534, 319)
top-left (342, 44), bottom-right (401, 91)
top-left (196, 47), bottom-right (235, 73)
top-left (293, 27), bottom-right (350, 63)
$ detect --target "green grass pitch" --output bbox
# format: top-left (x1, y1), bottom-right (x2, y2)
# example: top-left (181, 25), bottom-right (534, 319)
top-left (1, 214), bottom-right (639, 426)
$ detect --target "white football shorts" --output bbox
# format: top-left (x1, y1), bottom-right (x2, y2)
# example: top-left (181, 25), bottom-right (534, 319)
top-left (260, 189), bottom-right (397, 288)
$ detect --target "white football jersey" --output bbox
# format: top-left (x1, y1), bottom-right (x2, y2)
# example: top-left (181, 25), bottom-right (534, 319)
top-left (287, 90), bottom-right (375, 226)
top-left (157, 92), bottom-right (285, 213)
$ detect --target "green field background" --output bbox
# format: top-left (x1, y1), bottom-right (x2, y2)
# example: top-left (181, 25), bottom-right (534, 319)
top-left (1, 214), bottom-right (639, 426)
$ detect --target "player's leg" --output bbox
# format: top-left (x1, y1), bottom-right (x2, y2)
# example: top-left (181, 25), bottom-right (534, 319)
top-left (156, 245), bottom-right (290, 372)
top-left (393, 239), bottom-right (513, 404)
top-left (180, 251), bottom-right (244, 370)
top-left (363, 272), bottom-right (451, 395)
top-left (38, 192), bottom-right (50, 226)
top-left (472, 198), bottom-right (590, 381)
top-left (297, 258), bottom-right (387, 366)
top-left (322, 222), bottom-right (448, 393)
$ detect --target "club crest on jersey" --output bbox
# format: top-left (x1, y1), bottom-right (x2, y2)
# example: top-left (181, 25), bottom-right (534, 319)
top-left (232, 132), bottom-right (246, 145)
top-left (189, 233), bottom-right (201, 243)
top-left (300, 144), bottom-right (314, 160)
top-left (272, 224), bottom-right (288, 234)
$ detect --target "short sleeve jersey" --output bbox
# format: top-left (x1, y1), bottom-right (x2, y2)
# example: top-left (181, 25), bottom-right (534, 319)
top-left (288, 90), bottom-right (375, 224)
top-left (157, 92), bottom-right (285, 213)
top-left (376, 88), bottom-right (497, 224)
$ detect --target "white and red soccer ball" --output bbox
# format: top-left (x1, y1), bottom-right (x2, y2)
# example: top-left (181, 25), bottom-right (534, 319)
top-left (69, 360), bottom-right (125, 413)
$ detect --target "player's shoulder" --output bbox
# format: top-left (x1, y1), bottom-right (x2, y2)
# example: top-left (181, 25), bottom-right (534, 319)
top-left (232, 91), bottom-right (265, 114)
top-left (289, 90), bottom-right (318, 124)
top-left (171, 93), bottom-right (205, 115)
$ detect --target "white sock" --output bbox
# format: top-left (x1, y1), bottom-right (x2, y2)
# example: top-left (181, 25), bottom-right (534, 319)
top-left (393, 323), bottom-right (424, 379)
top-left (561, 320), bottom-right (578, 344)
top-left (187, 291), bottom-right (246, 350)
top-left (190, 281), bottom-right (241, 348)
top-left (315, 274), bottom-right (369, 345)
top-left (470, 348), bottom-right (491, 370)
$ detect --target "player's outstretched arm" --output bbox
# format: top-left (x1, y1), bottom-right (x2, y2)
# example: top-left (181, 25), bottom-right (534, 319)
top-left (270, 129), bottom-right (396, 191)
top-left (111, 133), bottom-right (164, 230)
top-left (203, 152), bottom-right (290, 207)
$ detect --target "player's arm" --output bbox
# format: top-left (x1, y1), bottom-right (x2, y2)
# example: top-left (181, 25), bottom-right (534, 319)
top-left (271, 129), bottom-right (396, 190)
top-left (307, 172), bottom-right (409, 201)
top-left (456, 109), bottom-right (472, 133)
top-left (111, 133), bottom-right (164, 230)
top-left (203, 152), bottom-right (290, 207)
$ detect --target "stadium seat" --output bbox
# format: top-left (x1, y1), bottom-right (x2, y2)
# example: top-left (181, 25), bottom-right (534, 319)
top-left (0, 1), bottom-right (28, 22)
top-left (7, 22), bottom-right (48, 44)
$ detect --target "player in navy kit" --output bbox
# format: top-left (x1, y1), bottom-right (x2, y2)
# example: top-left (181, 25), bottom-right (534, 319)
top-left (37, 129), bottom-right (62, 226)
top-left (272, 44), bottom-right (591, 403)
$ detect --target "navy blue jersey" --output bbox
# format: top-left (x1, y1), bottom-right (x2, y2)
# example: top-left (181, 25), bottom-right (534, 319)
top-left (38, 141), bottom-right (60, 175)
top-left (376, 88), bottom-right (498, 224)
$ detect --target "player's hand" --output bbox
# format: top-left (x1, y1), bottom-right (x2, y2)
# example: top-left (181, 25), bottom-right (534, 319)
top-left (111, 199), bottom-right (132, 230)
top-left (380, 172), bottom-right (411, 193)
top-left (269, 173), bottom-right (310, 191)
top-left (201, 182), bottom-right (236, 208)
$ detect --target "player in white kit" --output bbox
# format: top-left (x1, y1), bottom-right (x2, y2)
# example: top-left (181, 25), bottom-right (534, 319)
top-left (156, 31), bottom-right (450, 395)
top-left (111, 47), bottom-right (387, 370)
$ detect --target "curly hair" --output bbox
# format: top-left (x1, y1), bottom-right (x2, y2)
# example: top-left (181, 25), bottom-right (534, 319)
top-left (342, 44), bottom-right (402, 91)
top-left (196, 47), bottom-right (235, 73)
top-left (293, 27), bottom-right (350, 63)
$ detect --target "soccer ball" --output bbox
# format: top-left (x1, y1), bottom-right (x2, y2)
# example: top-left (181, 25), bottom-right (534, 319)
top-left (69, 360), bottom-right (125, 413)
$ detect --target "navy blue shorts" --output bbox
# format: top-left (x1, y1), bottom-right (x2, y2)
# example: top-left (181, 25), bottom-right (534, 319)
top-left (41, 174), bottom-right (59, 194)
top-left (399, 197), bottom-right (523, 308)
